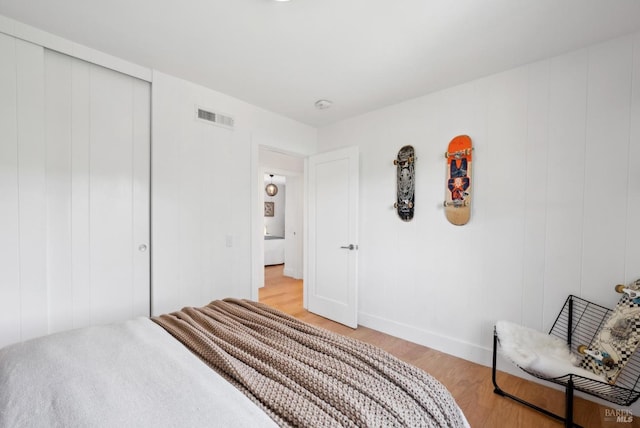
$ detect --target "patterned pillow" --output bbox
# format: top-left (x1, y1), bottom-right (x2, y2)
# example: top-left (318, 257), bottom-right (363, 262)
top-left (579, 279), bottom-right (640, 384)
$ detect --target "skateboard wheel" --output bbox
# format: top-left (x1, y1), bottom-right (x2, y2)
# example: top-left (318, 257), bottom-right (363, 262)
top-left (394, 202), bottom-right (398, 208)
top-left (615, 284), bottom-right (626, 293)
top-left (444, 152), bottom-right (449, 158)
top-left (393, 159), bottom-right (398, 165)
top-left (603, 357), bottom-right (615, 369)
top-left (577, 345), bottom-right (587, 355)
top-left (408, 202), bottom-right (413, 208)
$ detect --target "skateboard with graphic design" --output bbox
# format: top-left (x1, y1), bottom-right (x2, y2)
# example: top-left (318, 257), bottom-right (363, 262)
top-left (394, 145), bottom-right (415, 221)
top-left (578, 279), bottom-right (640, 384)
top-left (444, 135), bottom-right (472, 225)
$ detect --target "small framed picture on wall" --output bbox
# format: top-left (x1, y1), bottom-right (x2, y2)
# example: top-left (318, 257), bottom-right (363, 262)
top-left (264, 202), bottom-right (274, 217)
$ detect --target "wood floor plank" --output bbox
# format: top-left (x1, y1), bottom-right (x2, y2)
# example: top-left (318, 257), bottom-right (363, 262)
top-left (259, 265), bottom-right (637, 428)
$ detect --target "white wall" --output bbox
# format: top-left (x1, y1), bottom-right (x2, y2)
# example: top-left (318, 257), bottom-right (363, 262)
top-left (152, 71), bottom-right (316, 315)
top-left (317, 34), bottom-right (640, 371)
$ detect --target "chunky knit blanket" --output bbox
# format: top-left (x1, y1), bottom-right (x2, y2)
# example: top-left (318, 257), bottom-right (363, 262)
top-left (152, 298), bottom-right (466, 427)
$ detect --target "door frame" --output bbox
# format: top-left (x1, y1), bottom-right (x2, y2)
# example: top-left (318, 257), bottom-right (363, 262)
top-left (251, 145), bottom-right (306, 301)
top-left (251, 144), bottom-right (359, 329)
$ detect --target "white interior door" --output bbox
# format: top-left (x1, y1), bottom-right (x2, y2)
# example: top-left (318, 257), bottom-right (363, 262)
top-left (306, 146), bottom-right (359, 328)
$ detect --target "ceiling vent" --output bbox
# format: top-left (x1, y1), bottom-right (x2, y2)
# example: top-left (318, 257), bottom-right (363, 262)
top-left (196, 106), bottom-right (235, 129)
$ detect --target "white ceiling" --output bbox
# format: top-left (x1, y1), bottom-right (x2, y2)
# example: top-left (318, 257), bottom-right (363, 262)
top-left (264, 174), bottom-right (286, 186)
top-left (1, 0), bottom-right (640, 127)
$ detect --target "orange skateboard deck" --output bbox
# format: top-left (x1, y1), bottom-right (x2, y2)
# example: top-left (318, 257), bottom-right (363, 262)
top-left (444, 135), bottom-right (472, 226)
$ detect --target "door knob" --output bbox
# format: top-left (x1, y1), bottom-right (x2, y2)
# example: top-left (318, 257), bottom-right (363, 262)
top-left (340, 244), bottom-right (356, 250)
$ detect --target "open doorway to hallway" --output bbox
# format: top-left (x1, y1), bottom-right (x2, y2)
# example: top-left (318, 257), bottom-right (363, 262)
top-left (253, 146), bottom-right (304, 299)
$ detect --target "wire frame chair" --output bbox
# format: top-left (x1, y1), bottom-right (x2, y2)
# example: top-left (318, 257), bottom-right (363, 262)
top-left (492, 295), bottom-right (640, 428)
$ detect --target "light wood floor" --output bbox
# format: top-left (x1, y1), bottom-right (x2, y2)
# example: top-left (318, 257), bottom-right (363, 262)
top-left (259, 265), bottom-right (636, 428)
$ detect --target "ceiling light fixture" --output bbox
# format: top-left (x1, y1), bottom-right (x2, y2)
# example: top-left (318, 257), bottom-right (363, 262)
top-left (314, 99), bottom-right (332, 110)
top-left (265, 174), bottom-right (278, 196)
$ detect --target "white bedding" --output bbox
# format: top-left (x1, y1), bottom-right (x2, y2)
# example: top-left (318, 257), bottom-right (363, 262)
top-left (0, 318), bottom-right (277, 428)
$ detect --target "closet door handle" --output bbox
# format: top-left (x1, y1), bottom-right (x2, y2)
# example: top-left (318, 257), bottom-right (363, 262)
top-left (340, 244), bottom-right (355, 250)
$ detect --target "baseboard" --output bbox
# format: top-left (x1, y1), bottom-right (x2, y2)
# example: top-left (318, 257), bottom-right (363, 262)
top-left (357, 311), bottom-right (492, 366)
top-left (283, 267), bottom-right (300, 279)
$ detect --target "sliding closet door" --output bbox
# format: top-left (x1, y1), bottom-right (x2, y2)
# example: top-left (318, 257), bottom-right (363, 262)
top-left (0, 36), bottom-right (150, 348)
top-left (0, 34), bottom-right (28, 347)
top-left (85, 61), bottom-right (150, 326)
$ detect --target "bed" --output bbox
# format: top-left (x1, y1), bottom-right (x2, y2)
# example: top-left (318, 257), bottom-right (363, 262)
top-left (0, 299), bottom-right (469, 427)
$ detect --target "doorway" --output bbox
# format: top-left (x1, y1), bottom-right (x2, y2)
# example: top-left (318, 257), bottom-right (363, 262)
top-left (253, 145), bottom-right (359, 329)
top-left (253, 146), bottom-right (304, 306)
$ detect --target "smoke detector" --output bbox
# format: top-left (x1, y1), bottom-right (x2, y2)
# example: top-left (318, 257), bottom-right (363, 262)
top-left (314, 99), bottom-right (333, 110)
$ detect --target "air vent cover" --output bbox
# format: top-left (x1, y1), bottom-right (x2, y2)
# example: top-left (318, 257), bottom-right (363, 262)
top-left (196, 107), bottom-right (235, 129)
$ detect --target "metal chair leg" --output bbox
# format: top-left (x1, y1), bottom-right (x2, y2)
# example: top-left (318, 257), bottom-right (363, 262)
top-left (492, 328), bottom-right (582, 428)
top-left (565, 377), bottom-right (574, 428)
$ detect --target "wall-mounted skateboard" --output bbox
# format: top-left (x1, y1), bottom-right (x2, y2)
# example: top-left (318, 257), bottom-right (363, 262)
top-left (394, 145), bottom-right (415, 221)
top-left (444, 135), bottom-right (472, 226)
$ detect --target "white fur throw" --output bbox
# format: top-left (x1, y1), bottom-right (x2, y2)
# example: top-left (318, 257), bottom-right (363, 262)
top-left (495, 320), bottom-right (604, 382)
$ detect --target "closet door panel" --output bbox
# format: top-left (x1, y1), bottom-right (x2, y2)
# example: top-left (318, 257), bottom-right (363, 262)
top-left (15, 39), bottom-right (47, 341)
top-left (89, 65), bottom-right (146, 325)
top-left (0, 34), bottom-right (20, 347)
top-left (44, 49), bottom-right (74, 334)
top-left (132, 79), bottom-right (151, 315)
top-left (70, 58), bottom-right (92, 327)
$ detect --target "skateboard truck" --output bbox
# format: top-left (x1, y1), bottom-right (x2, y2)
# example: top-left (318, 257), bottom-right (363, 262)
top-left (394, 200), bottom-right (414, 209)
top-left (615, 284), bottom-right (640, 298)
top-left (444, 148), bottom-right (473, 159)
top-left (443, 199), bottom-right (469, 208)
top-left (577, 345), bottom-right (615, 369)
top-left (393, 156), bottom-right (416, 166)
